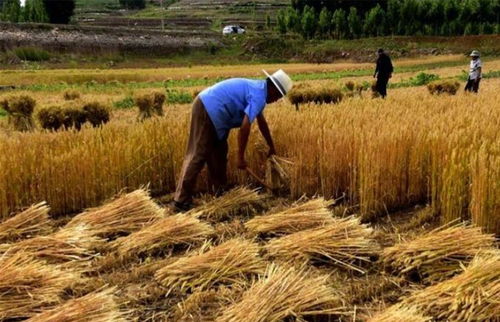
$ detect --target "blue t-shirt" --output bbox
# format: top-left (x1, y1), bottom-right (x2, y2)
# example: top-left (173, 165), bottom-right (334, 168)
top-left (199, 78), bottom-right (267, 140)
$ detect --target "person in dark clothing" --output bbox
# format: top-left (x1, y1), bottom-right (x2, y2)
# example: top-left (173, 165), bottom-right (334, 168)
top-left (373, 49), bottom-right (394, 98)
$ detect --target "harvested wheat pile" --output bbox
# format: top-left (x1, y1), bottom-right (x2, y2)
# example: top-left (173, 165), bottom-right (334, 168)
top-left (155, 239), bottom-right (266, 293)
top-left (113, 213), bottom-right (213, 257)
top-left (217, 264), bottom-right (345, 322)
top-left (26, 288), bottom-right (127, 322)
top-left (245, 198), bottom-right (334, 235)
top-left (266, 217), bottom-right (379, 273)
top-left (66, 189), bottom-right (164, 238)
top-left (188, 186), bottom-right (266, 222)
top-left (368, 304), bottom-right (431, 322)
top-left (0, 202), bottom-right (51, 243)
top-left (0, 224), bottom-right (104, 266)
top-left (0, 252), bottom-right (79, 320)
top-left (427, 80), bottom-right (460, 95)
top-left (382, 223), bottom-right (495, 283)
top-left (401, 251), bottom-right (500, 321)
top-left (174, 286), bottom-right (243, 321)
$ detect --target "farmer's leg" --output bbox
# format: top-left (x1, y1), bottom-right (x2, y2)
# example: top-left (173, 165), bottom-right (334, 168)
top-left (473, 79), bottom-right (480, 93)
top-left (376, 77), bottom-right (388, 98)
top-left (174, 98), bottom-right (214, 204)
top-left (207, 139), bottom-right (229, 195)
top-left (464, 78), bottom-right (473, 92)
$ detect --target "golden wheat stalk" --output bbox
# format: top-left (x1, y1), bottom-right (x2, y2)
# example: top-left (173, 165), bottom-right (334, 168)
top-left (265, 217), bottom-right (379, 273)
top-left (368, 304), bottom-right (431, 322)
top-left (401, 250), bottom-right (500, 321)
top-left (0, 202), bottom-right (51, 243)
top-left (382, 222), bottom-right (495, 283)
top-left (113, 213), bottom-right (213, 258)
top-left (265, 155), bottom-right (293, 189)
top-left (187, 186), bottom-right (266, 222)
top-left (66, 189), bottom-right (164, 237)
top-left (0, 224), bottom-right (104, 266)
top-left (0, 252), bottom-right (80, 320)
top-left (217, 264), bottom-right (345, 322)
top-left (245, 198), bottom-right (335, 235)
top-left (155, 239), bottom-right (266, 293)
top-left (26, 288), bottom-right (128, 322)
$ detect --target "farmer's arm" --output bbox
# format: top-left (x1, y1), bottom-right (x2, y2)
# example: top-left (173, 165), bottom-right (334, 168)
top-left (257, 113), bottom-right (276, 156)
top-left (238, 115), bottom-right (251, 169)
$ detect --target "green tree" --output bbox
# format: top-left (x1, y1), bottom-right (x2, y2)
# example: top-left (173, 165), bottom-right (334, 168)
top-left (347, 7), bottom-right (362, 38)
top-left (23, 0), bottom-right (48, 23)
top-left (42, 0), bottom-right (75, 24)
top-left (318, 7), bottom-right (332, 37)
top-left (331, 8), bottom-right (347, 39)
top-left (265, 14), bottom-right (272, 30)
top-left (2, 0), bottom-right (21, 22)
top-left (301, 5), bottom-right (317, 39)
top-left (386, 0), bottom-right (400, 34)
top-left (364, 4), bottom-right (385, 37)
top-left (276, 9), bottom-right (287, 34)
top-left (286, 7), bottom-right (301, 33)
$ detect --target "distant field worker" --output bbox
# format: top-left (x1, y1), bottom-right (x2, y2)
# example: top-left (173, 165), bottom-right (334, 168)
top-left (465, 50), bottom-right (482, 93)
top-left (373, 49), bottom-right (394, 98)
top-left (172, 70), bottom-right (293, 211)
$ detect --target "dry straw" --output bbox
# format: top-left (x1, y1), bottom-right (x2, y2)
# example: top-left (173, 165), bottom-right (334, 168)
top-left (187, 186), bottom-right (266, 222)
top-left (26, 288), bottom-right (128, 322)
top-left (382, 223), bottom-right (495, 283)
top-left (427, 80), bottom-right (460, 95)
top-left (0, 95), bottom-right (36, 131)
top-left (245, 198), bottom-right (335, 235)
top-left (401, 251), bottom-right (500, 321)
top-left (63, 89), bottom-right (81, 101)
top-left (155, 239), bottom-right (266, 293)
top-left (113, 213), bottom-right (213, 257)
top-left (0, 252), bottom-right (79, 320)
top-left (266, 217), bottom-right (379, 273)
top-left (217, 264), bottom-right (345, 322)
top-left (0, 202), bottom-right (51, 243)
top-left (0, 224), bottom-right (104, 266)
top-left (265, 155), bottom-right (293, 190)
top-left (66, 189), bottom-right (164, 237)
top-left (135, 91), bottom-right (166, 120)
top-left (368, 304), bottom-right (431, 322)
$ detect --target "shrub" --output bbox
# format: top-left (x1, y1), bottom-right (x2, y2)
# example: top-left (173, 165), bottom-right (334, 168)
top-left (410, 72), bottom-right (440, 86)
top-left (427, 80), bottom-right (460, 96)
top-left (113, 95), bottom-right (135, 109)
top-left (63, 90), bottom-right (80, 101)
top-left (0, 95), bottom-right (36, 131)
top-left (13, 47), bottom-right (50, 62)
top-left (37, 106), bottom-right (64, 131)
top-left (62, 106), bottom-right (87, 130)
top-left (82, 102), bottom-right (110, 127)
top-left (42, 0), bottom-right (75, 24)
top-left (119, 0), bottom-right (145, 9)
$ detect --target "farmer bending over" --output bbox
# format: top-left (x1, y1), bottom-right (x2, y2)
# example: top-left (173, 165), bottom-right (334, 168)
top-left (172, 70), bottom-right (293, 212)
top-left (465, 50), bottom-right (482, 93)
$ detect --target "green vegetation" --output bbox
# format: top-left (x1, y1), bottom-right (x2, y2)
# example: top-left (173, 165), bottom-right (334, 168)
top-left (279, 0), bottom-right (500, 39)
top-left (13, 47), bottom-right (51, 62)
top-left (113, 95), bottom-right (135, 109)
top-left (119, 0), bottom-right (145, 9)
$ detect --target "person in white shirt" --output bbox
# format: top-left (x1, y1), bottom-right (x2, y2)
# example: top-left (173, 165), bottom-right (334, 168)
top-left (465, 50), bottom-right (482, 93)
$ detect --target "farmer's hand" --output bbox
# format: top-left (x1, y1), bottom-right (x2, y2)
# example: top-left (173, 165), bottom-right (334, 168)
top-left (237, 158), bottom-right (247, 170)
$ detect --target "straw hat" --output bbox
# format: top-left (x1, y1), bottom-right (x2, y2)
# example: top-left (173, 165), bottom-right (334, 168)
top-left (470, 50), bottom-right (481, 57)
top-left (262, 69), bottom-right (293, 97)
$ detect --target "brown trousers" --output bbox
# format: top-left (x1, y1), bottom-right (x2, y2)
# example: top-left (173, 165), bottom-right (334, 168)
top-left (174, 98), bottom-right (228, 204)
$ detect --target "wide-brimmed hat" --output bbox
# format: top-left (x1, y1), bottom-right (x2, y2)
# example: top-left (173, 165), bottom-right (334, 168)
top-left (470, 50), bottom-right (480, 57)
top-left (262, 69), bottom-right (293, 97)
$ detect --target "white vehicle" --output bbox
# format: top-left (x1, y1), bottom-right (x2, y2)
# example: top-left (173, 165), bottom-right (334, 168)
top-left (222, 25), bottom-right (246, 36)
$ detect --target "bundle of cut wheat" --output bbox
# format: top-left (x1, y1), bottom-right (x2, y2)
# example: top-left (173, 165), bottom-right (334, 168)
top-left (265, 217), bottom-right (379, 273)
top-left (0, 224), bottom-right (104, 266)
top-left (245, 198), bottom-right (334, 235)
top-left (0, 95), bottom-right (36, 131)
top-left (0, 252), bottom-right (79, 320)
top-left (0, 202), bottom-right (51, 243)
top-left (174, 286), bottom-right (243, 321)
top-left (187, 187), bottom-right (266, 222)
top-left (113, 213), bottom-right (213, 257)
top-left (155, 239), bottom-right (266, 293)
top-left (66, 189), bottom-right (164, 238)
top-left (217, 264), bottom-right (345, 322)
top-left (401, 251), bottom-right (500, 321)
top-left (265, 155), bottom-right (293, 190)
top-left (382, 223), bottom-right (495, 283)
top-left (368, 304), bottom-right (431, 322)
top-left (26, 288), bottom-right (128, 322)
